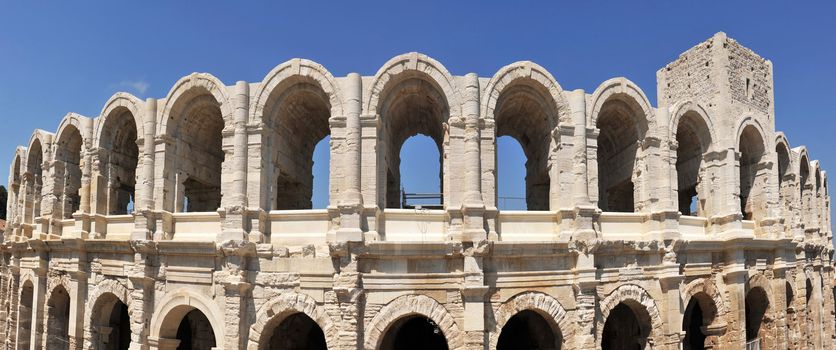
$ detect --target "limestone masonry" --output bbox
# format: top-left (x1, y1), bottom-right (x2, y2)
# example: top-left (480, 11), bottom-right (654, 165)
top-left (0, 32), bottom-right (833, 350)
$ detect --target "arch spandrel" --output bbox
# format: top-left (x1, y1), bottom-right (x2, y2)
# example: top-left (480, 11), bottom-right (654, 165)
top-left (588, 77), bottom-right (656, 133)
top-left (54, 112), bottom-right (91, 146)
top-left (95, 92), bottom-right (145, 149)
top-left (158, 72), bottom-right (233, 136)
top-left (364, 52), bottom-right (462, 119)
top-left (250, 58), bottom-right (344, 125)
top-left (481, 61), bottom-right (572, 126)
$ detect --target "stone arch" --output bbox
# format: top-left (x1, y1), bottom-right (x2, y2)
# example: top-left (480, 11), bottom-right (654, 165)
top-left (149, 288), bottom-right (224, 346)
top-left (158, 72), bottom-right (232, 135)
top-left (96, 92), bottom-right (145, 146)
top-left (367, 53), bottom-right (460, 210)
top-left (250, 58), bottom-right (343, 124)
top-left (670, 101), bottom-right (716, 217)
top-left (8, 148), bottom-right (25, 231)
top-left (481, 61), bottom-right (571, 211)
top-left (95, 94), bottom-right (143, 215)
top-left (597, 284), bottom-right (664, 348)
top-left (812, 161), bottom-right (824, 233)
top-left (53, 113), bottom-right (90, 220)
top-left (365, 52), bottom-right (462, 118)
top-left (588, 78), bottom-right (655, 213)
top-left (44, 281), bottom-right (72, 350)
top-left (588, 77), bottom-right (655, 132)
top-left (247, 292), bottom-right (336, 350)
top-left (23, 131), bottom-right (51, 226)
top-left (252, 59), bottom-right (342, 211)
top-left (158, 73), bottom-right (231, 213)
top-left (364, 294), bottom-right (463, 350)
top-left (84, 279), bottom-right (133, 349)
top-left (745, 274), bottom-right (774, 345)
top-left (795, 148), bottom-right (813, 233)
top-left (490, 291), bottom-right (571, 349)
top-left (736, 118), bottom-right (770, 222)
top-left (681, 277), bottom-right (726, 318)
top-left (17, 278), bottom-right (35, 350)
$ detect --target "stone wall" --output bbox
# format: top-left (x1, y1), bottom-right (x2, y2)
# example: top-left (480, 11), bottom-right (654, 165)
top-left (0, 33), bottom-right (833, 350)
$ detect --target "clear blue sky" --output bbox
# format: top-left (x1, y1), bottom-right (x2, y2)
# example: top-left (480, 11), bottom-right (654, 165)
top-left (1, 2), bottom-right (834, 218)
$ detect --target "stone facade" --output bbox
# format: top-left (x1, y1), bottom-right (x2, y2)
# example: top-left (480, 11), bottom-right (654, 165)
top-left (0, 32), bottom-right (833, 350)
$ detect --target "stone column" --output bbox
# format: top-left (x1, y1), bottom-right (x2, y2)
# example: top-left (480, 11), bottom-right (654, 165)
top-left (659, 264), bottom-right (684, 349)
top-left (460, 73), bottom-right (486, 243)
top-left (128, 240), bottom-right (156, 350)
top-left (219, 241), bottom-right (253, 350)
top-left (30, 270), bottom-right (47, 350)
top-left (133, 98), bottom-right (157, 240)
top-left (218, 82), bottom-right (250, 242)
top-left (330, 242), bottom-right (364, 350)
top-left (574, 248), bottom-right (597, 349)
top-left (568, 89), bottom-right (598, 240)
top-left (68, 270), bottom-right (87, 350)
top-left (5, 266), bottom-right (20, 350)
top-left (461, 242), bottom-right (489, 350)
top-left (336, 73), bottom-right (364, 242)
top-left (713, 148), bottom-right (747, 239)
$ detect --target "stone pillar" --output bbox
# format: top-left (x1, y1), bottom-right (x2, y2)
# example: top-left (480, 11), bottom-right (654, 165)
top-left (218, 82), bottom-right (251, 242)
top-left (30, 271), bottom-right (47, 350)
top-left (219, 241), bottom-right (253, 350)
top-left (568, 89), bottom-right (598, 240)
top-left (128, 240), bottom-right (156, 350)
top-left (133, 98), bottom-right (157, 240)
top-left (723, 253), bottom-right (748, 349)
top-left (574, 249), bottom-right (597, 349)
top-left (460, 73), bottom-right (486, 243)
top-left (714, 148), bottom-right (747, 239)
top-left (335, 73), bottom-right (364, 242)
top-left (659, 263), bottom-right (684, 349)
top-left (5, 266), bottom-right (19, 350)
top-left (68, 270), bottom-right (86, 350)
top-left (330, 242), bottom-right (364, 350)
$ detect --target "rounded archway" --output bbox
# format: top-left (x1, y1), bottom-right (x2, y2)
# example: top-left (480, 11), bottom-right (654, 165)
top-left (170, 309), bottom-right (216, 350)
top-left (379, 315), bottom-right (449, 350)
top-left (97, 106), bottom-right (140, 215)
top-left (17, 280), bottom-right (34, 350)
top-left (89, 292), bottom-right (130, 350)
top-left (260, 312), bottom-right (327, 350)
top-left (151, 292), bottom-right (223, 350)
top-left (45, 285), bottom-right (71, 350)
top-left (492, 77), bottom-right (559, 211)
top-left (602, 301), bottom-right (652, 350)
top-left (745, 286), bottom-right (770, 344)
top-left (738, 124), bottom-right (766, 221)
top-left (682, 292), bottom-right (718, 350)
top-left (54, 122), bottom-right (84, 219)
top-left (674, 109), bottom-right (713, 216)
top-left (497, 310), bottom-right (561, 350)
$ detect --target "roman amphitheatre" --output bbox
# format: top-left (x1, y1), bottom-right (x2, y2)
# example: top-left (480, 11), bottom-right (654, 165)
top-left (0, 32), bottom-right (832, 349)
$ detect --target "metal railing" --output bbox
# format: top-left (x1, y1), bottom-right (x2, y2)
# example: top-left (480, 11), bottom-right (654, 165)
top-left (745, 338), bottom-right (761, 350)
top-left (400, 188), bottom-right (442, 209)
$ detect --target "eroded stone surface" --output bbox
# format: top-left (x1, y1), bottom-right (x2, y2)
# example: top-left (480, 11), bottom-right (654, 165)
top-left (0, 32), bottom-right (833, 350)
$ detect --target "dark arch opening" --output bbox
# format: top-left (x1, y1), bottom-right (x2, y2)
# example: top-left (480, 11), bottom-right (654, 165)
top-left (175, 309), bottom-right (216, 350)
top-left (786, 281), bottom-right (794, 309)
top-left (265, 81), bottom-right (332, 210)
top-left (380, 315), bottom-right (449, 350)
top-left (602, 302), bottom-right (651, 350)
top-left (379, 75), bottom-right (448, 210)
top-left (675, 112), bottom-right (711, 216)
top-left (265, 312), bottom-right (326, 350)
top-left (17, 281), bottom-right (33, 350)
top-left (55, 125), bottom-right (83, 219)
top-left (169, 93), bottom-right (224, 213)
top-left (100, 109), bottom-right (139, 215)
top-left (46, 285), bottom-right (71, 350)
top-left (738, 125), bottom-right (766, 221)
top-left (25, 140), bottom-right (44, 224)
top-left (745, 286), bottom-right (769, 342)
top-left (494, 81), bottom-right (555, 211)
top-left (497, 310), bottom-right (561, 350)
top-left (682, 298), bottom-right (706, 350)
top-left (596, 98), bottom-right (646, 213)
top-left (799, 157), bottom-right (811, 231)
top-left (92, 293), bottom-right (130, 350)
